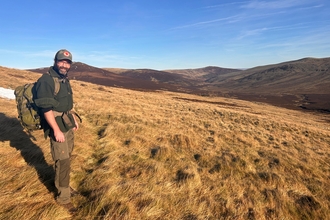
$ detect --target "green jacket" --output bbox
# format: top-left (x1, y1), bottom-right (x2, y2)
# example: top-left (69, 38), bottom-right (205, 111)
top-left (34, 66), bottom-right (75, 135)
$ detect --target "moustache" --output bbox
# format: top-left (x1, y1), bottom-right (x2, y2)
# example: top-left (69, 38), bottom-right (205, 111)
top-left (59, 66), bottom-right (70, 71)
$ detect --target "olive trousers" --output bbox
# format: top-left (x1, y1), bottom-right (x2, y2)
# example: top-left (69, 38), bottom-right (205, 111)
top-left (50, 129), bottom-right (74, 204)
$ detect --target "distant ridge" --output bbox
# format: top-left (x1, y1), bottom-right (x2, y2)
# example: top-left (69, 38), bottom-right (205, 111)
top-left (27, 57), bottom-right (330, 113)
top-left (28, 62), bottom-right (184, 92)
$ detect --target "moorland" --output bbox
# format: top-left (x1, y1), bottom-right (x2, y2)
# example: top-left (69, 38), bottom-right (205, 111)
top-left (0, 58), bottom-right (329, 219)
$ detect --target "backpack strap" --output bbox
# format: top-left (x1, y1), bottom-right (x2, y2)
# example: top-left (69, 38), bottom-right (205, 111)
top-left (45, 71), bottom-right (61, 96)
top-left (53, 77), bottom-right (61, 96)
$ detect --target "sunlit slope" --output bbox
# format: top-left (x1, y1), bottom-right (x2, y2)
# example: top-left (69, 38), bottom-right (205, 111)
top-left (0, 67), bottom-right (329, 219)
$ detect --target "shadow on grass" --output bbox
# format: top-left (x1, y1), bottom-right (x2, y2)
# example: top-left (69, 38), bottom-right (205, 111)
top-left (0, 113), bottom-right (56, 197)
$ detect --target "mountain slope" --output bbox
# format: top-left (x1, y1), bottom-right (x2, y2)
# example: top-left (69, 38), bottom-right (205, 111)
top-left (165, 66), bottom-right (242, 80)
top-left (197, 58), bottom-right (330, 112)
top-left (208, 58), bottom-right (330, 94)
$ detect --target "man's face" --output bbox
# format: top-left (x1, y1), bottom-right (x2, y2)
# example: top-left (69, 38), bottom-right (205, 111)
top-left (56, 59), bottom-right (71, 75)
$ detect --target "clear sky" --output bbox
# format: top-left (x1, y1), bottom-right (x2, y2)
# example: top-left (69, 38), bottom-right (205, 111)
top-left (0, 0), bottom-right (329, 70)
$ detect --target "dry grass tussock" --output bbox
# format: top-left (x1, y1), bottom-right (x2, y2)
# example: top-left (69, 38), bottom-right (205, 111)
top-left (0, 67), bottom-right (329, 219)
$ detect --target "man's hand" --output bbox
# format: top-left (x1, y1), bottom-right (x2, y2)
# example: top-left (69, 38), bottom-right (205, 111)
top-left (54, 129), bottom-right (65, 142)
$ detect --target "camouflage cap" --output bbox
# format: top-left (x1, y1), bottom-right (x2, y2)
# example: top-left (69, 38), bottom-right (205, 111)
top-left (55, 49), bottom-right (72, 62)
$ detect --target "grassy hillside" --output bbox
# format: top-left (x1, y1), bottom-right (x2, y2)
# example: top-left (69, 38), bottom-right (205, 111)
top-left (0, 67), bottom-right (329, 219)
top-left (208, 57), bottom-right (330, 94)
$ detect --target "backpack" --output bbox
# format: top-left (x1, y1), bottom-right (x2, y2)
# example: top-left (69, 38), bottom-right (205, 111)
top-left (14, 74), bottom-right (61, 131)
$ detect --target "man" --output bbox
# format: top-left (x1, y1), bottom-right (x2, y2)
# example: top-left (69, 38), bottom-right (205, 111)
top-left (34, 49), bottom-right (79, 214)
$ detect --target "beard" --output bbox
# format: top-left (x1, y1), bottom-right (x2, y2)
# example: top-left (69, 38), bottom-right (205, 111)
top-left (58, 66), bottom-right (70, 75)
top-left (55, 63), bottom-right (70, 75)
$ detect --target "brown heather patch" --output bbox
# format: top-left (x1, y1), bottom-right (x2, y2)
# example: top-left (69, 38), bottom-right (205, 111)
top-left (0, 67), bottom-right (329, 219)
